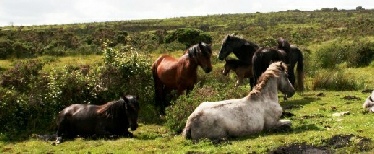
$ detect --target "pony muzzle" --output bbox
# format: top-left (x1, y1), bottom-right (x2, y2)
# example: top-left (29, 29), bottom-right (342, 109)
top-left (286, 91), bottom-right (295, 98)
top-left (204, 67), bottom-right (212, 73)
top-left (130, 123), bottom-right (138, 131)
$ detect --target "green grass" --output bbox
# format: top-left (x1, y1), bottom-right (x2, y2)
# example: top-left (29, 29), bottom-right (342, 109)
top-left (0, 52), bottom-right (373, 153)
top-left (1, 90), bottom-right (374, 153)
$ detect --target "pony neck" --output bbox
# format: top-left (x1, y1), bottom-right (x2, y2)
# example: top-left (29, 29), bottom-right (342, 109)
top-left (180, 54), bottom-right (199, 72)
top-left (248, 77), bottom-right (279, 101)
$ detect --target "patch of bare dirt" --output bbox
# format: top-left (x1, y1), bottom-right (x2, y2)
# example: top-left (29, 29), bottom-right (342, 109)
top-left (269, 134), bottom-right (372, 154)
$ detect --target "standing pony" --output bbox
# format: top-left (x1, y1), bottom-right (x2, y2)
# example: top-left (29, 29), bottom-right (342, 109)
top-left (277, 38), bottom-right (304, 91)
top-left (183, 62), bottom-right (295, 141)
top-left (222, 59), bottom-right (253, 87)
top-left (152, 42), bottom-right (213, 115)
top-left (218, 34), bottom-right (259, 88)
top-left (252, 47), bottom-right (287, 86)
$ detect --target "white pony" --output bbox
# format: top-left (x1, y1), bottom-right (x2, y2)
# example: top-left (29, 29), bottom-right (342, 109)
top-left (363, 90), bottom-right (374, 112)
top-left (182, 61), bottom-right (295, 140)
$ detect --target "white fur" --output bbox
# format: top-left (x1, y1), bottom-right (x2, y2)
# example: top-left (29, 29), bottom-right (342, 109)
top-left (363, 91), bottom-right (374, 112)
top-left (183, 62), bottom-right (294, 140)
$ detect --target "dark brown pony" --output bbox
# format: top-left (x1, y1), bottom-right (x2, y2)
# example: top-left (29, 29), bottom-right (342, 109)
top-left (252, 47), bottom-right (287, 85)
top-left (277, 38), bottom-right (304, 91)
top-left (222, 59), bottom-right (253, 87)
top-left (152, 42), bottom-right (213, 115)
top-left (54, 94), bottom-right (140, 144)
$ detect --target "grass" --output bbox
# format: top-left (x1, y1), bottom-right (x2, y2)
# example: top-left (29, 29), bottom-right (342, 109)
top-left (1, 90), bottom-right (374, 153)
top-left (0, 52), bottom-right (373, 153)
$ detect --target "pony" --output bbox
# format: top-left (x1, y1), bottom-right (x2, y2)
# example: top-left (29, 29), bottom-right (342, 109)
top-left (54, 94), bottom-right (140, 144)
top-left (277, 38), bottom-right (304, 91)
top-left (218, 34), bottom-right (259, 62)
top-left (182, 62), bottom-right (295, 141)
top-left (252, 47), bottom-right (287, 86)
top-left (218, 34), bottom-right (259, 88)
top-left (222, 59), bottom-right (253, 87)
top-left (152, 42), bottom-right (213, 115)
top-left (363, 90), bottom-right (374, 112)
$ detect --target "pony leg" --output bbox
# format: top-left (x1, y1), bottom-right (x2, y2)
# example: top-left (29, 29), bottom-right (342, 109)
top-left (249, 77), bottom-right (255, 90)
top-left (235, 77), bottom-right (243, 87)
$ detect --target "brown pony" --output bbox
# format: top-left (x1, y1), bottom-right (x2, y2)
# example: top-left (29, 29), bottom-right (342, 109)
top-left (152, 42), bottom-right (213, 115)
top-left (222, 59), bottom-right (253, 87)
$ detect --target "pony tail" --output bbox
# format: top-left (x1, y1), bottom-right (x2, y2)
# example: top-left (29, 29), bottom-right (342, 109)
top-left (152, 57), bottom-right (163, 109)
top-left (296, 49), bottom-right (304, 91)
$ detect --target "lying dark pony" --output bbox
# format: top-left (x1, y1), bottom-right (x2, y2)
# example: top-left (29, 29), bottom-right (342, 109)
top-left (52, 94), bottom-right (139, 144)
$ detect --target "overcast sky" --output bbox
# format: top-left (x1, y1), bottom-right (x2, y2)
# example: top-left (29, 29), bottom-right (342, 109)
top-left (0, 0), bottom-right (373, 26)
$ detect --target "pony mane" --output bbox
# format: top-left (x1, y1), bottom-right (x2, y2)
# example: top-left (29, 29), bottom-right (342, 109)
top-left (248, 61), bottom-right (287, 97)
top-left (97, 99), bottom-right (125, 118)
top-left (185, 42), bottom-right (212, 58)
top-left (222, 34), bottom-right (259, 49)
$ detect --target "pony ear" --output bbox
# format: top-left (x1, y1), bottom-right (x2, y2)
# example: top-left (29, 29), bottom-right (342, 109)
top-left (123, 95), bottom-right (129, 103)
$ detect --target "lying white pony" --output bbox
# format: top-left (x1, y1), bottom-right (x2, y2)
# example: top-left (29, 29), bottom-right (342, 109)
top-left (183, 62), bottom-right (295, 140)
top-left (363, 90), bottom-right (374, 112)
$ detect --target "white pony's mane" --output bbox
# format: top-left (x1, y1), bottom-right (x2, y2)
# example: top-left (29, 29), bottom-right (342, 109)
top-left (248, 62), bottom-right (287, 98)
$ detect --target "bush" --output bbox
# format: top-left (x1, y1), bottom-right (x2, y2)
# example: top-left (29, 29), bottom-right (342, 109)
top-left (164, 28), bottom-right (212, 49)
top-left (165, 73), bottom-right (249, 133)
top-left (312, 68), bottom-right (364, 90)
top-left (314, 39), bottom-right (374, 68)
top-left (0, 43), bottom-right (158, 137)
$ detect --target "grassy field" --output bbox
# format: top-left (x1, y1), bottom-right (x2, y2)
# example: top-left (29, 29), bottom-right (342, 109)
top-left (1, 90), bottom-right (373, 153)
top-left (1, 53), bottom-right (374, 153)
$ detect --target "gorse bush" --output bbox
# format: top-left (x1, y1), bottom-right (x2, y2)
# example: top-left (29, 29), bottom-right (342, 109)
top-left (165, 70), bottom-right (249, 133)
top-left (315, 39), bottom-right (374, 68)
top-left (312, 68), bottom-right (364, 91)
top-left (0, 43), bottom-right (157, 137)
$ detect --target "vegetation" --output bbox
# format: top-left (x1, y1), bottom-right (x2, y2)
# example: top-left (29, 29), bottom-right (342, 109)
top-left (0, 8), bottom-right (374, 153)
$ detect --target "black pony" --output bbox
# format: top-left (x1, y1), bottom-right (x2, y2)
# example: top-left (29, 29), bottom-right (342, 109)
top-left (252, 47), bottom-right (287, 85)
top-left (277, 38), bottom-right (304, 91)
top-left (54, 94), bottom-right (140, 144)
top-left (218, 34), bottom-right (259, 88)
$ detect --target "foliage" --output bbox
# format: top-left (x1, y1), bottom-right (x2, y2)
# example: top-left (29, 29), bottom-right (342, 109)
top-left (312, 68), bottom-right (364, 90)
top-left (164, 28), bottom-right (212, 48)
top-left (314, 39), bottom-right (374, 68)
top-left (165, 69), bottom-right (249, 133)
top-left (0, 44), bottom-right (156, 137)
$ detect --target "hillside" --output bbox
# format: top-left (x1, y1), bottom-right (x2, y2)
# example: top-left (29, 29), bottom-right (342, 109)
top-left (1, 9), bottom-right (374, 58)
top-left (1, 9), bottom-right (374, 153)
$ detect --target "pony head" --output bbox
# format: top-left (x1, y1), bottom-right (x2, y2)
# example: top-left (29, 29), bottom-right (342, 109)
top-left (188, 42), bottom-right (212, 73)
top-left (275, 62), bottom-right (295, 97)
top-left (123, 95), bottom-right (140, 131)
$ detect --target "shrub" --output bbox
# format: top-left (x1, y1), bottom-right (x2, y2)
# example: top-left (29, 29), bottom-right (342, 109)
top-left (314, 39), bottom-right (374, 68)
top-left (164, 28), bottom-right (212, 49)
top-left (165, 73), bottom-right (249, 133)
top-left (312, 69), bottom-right (364, 90)
top-left (0, 43), bottom-right (158, 137)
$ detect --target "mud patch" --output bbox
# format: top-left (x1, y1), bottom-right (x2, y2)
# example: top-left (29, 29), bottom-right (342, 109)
top-left (269, 134), bottom-right (372, 154)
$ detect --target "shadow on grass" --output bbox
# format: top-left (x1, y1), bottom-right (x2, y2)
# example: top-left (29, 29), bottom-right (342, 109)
top-left (281, 96), bottom-right (321, 110)
top-left (209, 124), bottom-right (321, 146)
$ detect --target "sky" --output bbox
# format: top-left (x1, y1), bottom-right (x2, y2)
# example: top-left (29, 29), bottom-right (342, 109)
top-left (0, 0), bottom-right (373, 27)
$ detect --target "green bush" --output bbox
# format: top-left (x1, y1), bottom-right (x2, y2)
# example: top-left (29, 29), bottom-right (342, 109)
top-left (164, 28), bottom-right (212, 49)
top-left (0, 44), bottom-right (157, 137)
top-left (315, 39), bottom-right (374, 68)
top-left (165, 73), bottom-right (249, 133)
top-left (312, 69), bottom-right (364, 90)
